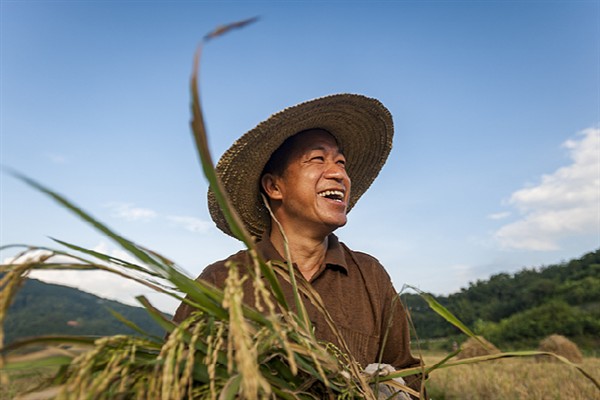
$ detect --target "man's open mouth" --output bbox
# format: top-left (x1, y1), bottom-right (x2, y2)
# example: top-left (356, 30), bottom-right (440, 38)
top-left (318, 190), bottom-right (345, 202)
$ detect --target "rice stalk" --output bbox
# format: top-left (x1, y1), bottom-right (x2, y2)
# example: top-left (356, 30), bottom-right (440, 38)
top-left (262, 195), bottom-right (312, 335)
top-left (2, 17), bottom-right (598, 400)
top-left (0, 242), bottom-right (366, 397)
top-left (205, 318), bottom-right (225, 400)
top-left (248, 250), bottom-right (299, 377)
top-left (222, 263), bottom-right (270, 399)
top-left (180, 317), bottom-right (204, 397)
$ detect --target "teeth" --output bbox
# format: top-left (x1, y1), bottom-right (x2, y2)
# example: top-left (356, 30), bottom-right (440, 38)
top-left (318, 190), bottom-right (344, 200)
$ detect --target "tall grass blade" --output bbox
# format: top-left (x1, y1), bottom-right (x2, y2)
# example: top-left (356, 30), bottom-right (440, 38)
top-left (421, 349), bottom-right (460, 376)
top-left (404, 285), bottom-right (488, 348)
top-left (2, 244), bottom-right (186, 310)
top-left (382, 349), bottom-right (600, 391)
top-left (107, 308), bottom-right (164, 342)
top-left (50, 237), bottom-right (164, 278)
top-left (136, 296), bottom-right (181, 335)
top-left (189, 36), bottom-right (289, 311)
top-left (7, 170), bottom-right (167, 272)
top-left (189, 48), bottom-right (254, 249)
top-left (1, 335), bottom-right (97, 356)
top-left (204, 17), bottom-right (259, 41)
top-left (2, 355), bottom-right (74, 371)
top-left (262, 197), bottom-right (312, 333)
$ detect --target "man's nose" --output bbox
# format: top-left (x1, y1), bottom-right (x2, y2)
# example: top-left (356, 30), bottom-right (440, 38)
top-left (324, 162), bottom-right (349, 181)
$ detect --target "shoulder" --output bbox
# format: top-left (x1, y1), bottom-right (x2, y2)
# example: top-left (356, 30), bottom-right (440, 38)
top-left (345, 246), bottom-right (382, 266)
top-left (198, 249), bottom-right (251, 285)
top-left (339, 242), bottom-right (393, 283)
top-left (339, 242), bottom-right (402, 314)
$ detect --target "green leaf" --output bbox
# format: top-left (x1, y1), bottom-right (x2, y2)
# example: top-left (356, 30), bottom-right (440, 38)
top-left (8, 171), bottom-right (169, 274)
top-left (2, 355), bottom-right (73, 371)
top-left (51, 238), bottom-right (162, 278)
top-left (188, 42), bottom-right (290, 312)
top-left (106, 308), bottom-right (165, 342)
top-left (404, 285), bottom-right (485, 347)
top-left (203, 17), bottom-right (259, 41)
top-left (1, 335), bottom-right (97, 355)
top-left (218, 374), bottom-right (242, 400)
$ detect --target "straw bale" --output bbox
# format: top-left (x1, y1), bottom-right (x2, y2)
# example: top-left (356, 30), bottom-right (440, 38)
top-left (456, 336), bottom-right (500, 360)
top-left (537, 334), bottom-right (583, 364)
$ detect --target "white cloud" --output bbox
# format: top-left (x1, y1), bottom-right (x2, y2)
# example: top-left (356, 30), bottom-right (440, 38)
top-left (488, 211), bottom-right (511, 220)
top-left (104, 203), bottom-right (212, 235)
top-left (166, 215), bottom-right (212, 233)
top-left (494, 127), bottom-right (600, 251)
top-left (106, 202), bottom-right (157, 222)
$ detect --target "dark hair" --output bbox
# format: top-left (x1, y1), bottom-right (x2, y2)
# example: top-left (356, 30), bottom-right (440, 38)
top-left (261, 135), bottom-right (299, 178)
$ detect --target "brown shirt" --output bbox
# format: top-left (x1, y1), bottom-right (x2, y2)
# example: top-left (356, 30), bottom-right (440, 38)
top-left (173, 234), bottom-right (423, 390)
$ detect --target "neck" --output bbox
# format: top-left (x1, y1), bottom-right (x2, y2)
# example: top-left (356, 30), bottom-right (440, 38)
top-left (269, 227), bottom-right (329, 281)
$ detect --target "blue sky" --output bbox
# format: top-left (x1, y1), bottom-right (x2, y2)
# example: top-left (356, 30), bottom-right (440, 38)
top-left (1, 1), bottom-right (598, 313)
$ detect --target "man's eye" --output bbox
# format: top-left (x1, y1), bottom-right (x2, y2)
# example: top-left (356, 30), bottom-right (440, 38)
top-left (311, 156), bottom-right (325, 162)
top-left (337, 159), bottom-right (346, 167)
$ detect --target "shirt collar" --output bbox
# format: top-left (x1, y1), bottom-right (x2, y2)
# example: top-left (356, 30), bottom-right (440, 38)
top-left (256, 233), bottom-right (348, 274)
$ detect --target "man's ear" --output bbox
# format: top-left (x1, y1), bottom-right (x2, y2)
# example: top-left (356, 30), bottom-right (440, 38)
top-left (261, 173), bottom-right (283, 200)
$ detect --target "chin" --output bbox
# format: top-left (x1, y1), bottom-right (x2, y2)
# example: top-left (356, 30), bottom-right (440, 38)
top-left (329, 217), bottom-right (348, 230)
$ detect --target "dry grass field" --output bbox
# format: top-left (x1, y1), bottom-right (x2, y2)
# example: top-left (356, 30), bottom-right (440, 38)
top-left (424, 354), bottom-right (600, 400)
top-left (2, 352), bottom-right (599, 399)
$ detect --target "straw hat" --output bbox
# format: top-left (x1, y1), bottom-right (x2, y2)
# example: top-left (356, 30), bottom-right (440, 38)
top-left (208, 93), bottom-right (394, 238)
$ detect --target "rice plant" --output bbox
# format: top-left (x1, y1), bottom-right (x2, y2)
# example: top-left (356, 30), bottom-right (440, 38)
top-left (1, 18), bottom-right (598, 400)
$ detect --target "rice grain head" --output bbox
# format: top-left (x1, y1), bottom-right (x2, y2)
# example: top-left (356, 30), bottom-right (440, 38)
top-left (222, 262), bottom-right (271, 399)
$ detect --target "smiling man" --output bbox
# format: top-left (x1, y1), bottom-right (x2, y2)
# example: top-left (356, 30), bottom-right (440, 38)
top-left (173, 94), bottom-right (424, 398)
top-left (260, 128), bottom-right (351, 281)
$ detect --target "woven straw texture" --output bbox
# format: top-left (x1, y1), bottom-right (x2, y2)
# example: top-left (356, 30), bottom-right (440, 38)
top-left (208, 93), bottom-right (394, 238)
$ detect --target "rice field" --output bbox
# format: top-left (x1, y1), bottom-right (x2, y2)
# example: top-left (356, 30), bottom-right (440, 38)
top-left (424, 353), bottom-right (600, 400)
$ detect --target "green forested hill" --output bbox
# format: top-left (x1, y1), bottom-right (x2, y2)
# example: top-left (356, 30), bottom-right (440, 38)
top-left (4, 278), bottom-right (169, 344)
top-left (402, 249), bottom-right (600, 351)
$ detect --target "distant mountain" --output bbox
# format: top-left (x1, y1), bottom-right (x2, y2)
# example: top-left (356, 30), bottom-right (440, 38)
top-left (4, 278), bottom-right (170, 345)
top-left (402, 249), bottom-right (600, 351)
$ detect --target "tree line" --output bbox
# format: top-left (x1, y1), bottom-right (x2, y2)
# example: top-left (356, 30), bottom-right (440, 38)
top-left (401, 249), bottom-right (600, 351)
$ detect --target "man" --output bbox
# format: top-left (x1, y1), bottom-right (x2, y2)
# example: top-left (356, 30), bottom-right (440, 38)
top-left (173, 94), bottom-right (424, 398)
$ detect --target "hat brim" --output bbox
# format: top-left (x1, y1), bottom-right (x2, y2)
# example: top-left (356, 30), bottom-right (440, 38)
top-left (208, 93), bottom-right (394, 238)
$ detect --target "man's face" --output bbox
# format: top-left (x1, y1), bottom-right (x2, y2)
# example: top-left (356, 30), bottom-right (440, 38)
top-left (262, 129), bottom-right (351, 237)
